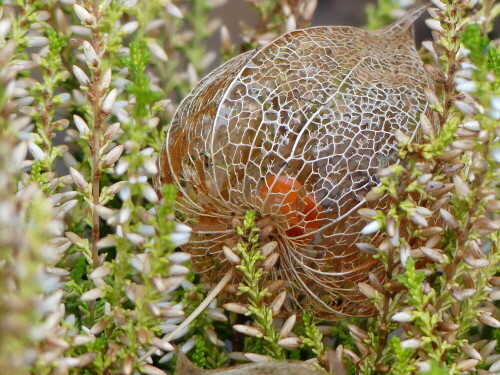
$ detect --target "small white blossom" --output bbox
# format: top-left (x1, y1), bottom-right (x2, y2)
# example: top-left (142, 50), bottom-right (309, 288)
top-left (361, 220), bottom-right (381, 235)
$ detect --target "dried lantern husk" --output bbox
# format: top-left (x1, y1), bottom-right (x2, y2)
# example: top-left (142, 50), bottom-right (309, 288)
top-left (156, 7), bottom-right (434, 319)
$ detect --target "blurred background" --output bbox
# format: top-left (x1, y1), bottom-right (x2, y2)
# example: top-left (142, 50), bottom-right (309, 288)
top-left (212, 0), bottom-right (498, 56)
top-left (214, 0), bottom-right (430, 46)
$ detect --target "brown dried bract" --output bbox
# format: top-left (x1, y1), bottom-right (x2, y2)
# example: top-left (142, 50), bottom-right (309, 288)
top-left (156, 7), bottom-right (433, 319)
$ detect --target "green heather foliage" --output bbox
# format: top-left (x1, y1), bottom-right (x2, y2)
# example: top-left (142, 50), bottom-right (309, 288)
top-left (0, 0), bottom-right (498, 374)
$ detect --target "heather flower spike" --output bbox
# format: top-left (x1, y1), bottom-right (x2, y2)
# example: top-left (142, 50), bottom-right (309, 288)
top-left (156, 5), bottom-right (434, 318)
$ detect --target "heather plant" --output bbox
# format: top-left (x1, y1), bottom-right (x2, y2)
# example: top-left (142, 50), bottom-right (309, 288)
top-left (0, 1), bottom-right (498, 375)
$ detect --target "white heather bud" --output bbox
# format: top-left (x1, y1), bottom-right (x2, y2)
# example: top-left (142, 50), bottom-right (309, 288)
top-left (223, 246), bottom-right (241, 265)
top-left (118, 206), bottom-right (131, 224)
top-left (410, 213), bottom-right (428, 227)
top-left (82, 40), bottom-right (99, 66)
top-left (452, 174), bottom-right (470, 197)
top-left (73, 4), bottom-right (95, 25)
top-left (80, 287), bottom-right (103, 302)
top-left (142, 364), bottom-right (167, 375)
top-left (233, 324), bottom-right (262, 337)
top-left (170, 232), bottom-right (190, 247)
top-left (278, 337), bottom-right (301, 350)
top-left (489, 108), bottom-right (500, 120)
top-left (430, 0), bottom-right (446, 10)
top-left (220, 25), bottom-right (232, 53)
top-left (455, 100), bottom-right (476, 116)
top-left (490, 359), bottom-right (500, 373)
top-left (168, 252), bottom-right (191, 264)
top-left (455, 79), bottom-right (476, 93)
top-left (89, 264), bottom-right (111, 279)
top-left (401, 338), bottom-right (422, 349)
top-left (280, 314), bottom-right (296, 337)
top-left (73, 115), bottom-right (90, 135)
top-left (456, 359), bottom-right (479, 371)
top-left (69, 167), bottom-right (88, 192)
top-left (60, 199), bottom-right (78, 213)
top-left (187, 63), bottom-right (198, 86)
top-left (262, 252), bottom-right (280, 271)
top-left (97, 236), bottom-right (116, 249)
top-left (100, 68), bottom-right (112, 90)
top-left (461, 342), bottom-right (482, 361)
top-left (70, 25), bottom-right (92, 37)
top-left (416, 361), bottom-right (431, 372)
top-left (223, 303), bottom-right (249, 315)
top-left (181, 339), bottom-right (196, 354)
top-left (169, 264), bottom-right (190, 275)
top-left (491, 148), bottom-right (500, 163)
top-left (400, 243), bottom-right (410, 267)
top-left (420, 113), bottom-right (434, 137)
top-left (152, 337), bottom-right (174, 352)
top-left (270, 291), bottom-right (286, 314)
top-left (102, 145), bottom-right (124, 168)
top-left (126, 233), bottom-right (146, 247)
top-left (355, 242), bottom-right (377, 254)
top-left (439, 208), bottom-right (460, 229)
top-left (101, 88), bottom-right (117, 115)
top-left (28, 141), bottom-right (46, 160)
top-left (115, 159), bottom-right (129, 175)
top-left (424, 86), bottom-right (439, 106)
top-left (260, 241), bottom-right (278, 257)
top-left (27, 36), bottom-right (49, 47)
top-left (479, 312), bottom-right (500, 328)
top-left (72, 65), bottom-right (90, 86)
top-left (462, 120), bottom-right (480, 131)
top-left (148, 40), bottom-right (168, 62)
top-left (174, 223), bottom-right (192, 233)
top-left (361, 220), bottom-right (381, 235)
top-left (285, 15), bottom-right (296, 33)
top-left (165, 2), bottom-right (184, 18)
top-left (358, 282), bottom-right (377, 299)
top-left (463, 256), bottom-right (489, 268)
top-left (142, 184), bottom-right (159, 204)
top-left (143, 159), bottom-right (158, 175)
top-left (104, 122), bottom-right (120, 141)
top-left (121, 21), bottom-right (139, 35)
top-left (425, 19), bottom-right (445, 33)
top-left (0, 19), bottom-right (12, 40)
top-left (72, 334), bottom-right (96, 346)
top-left (392, 311), bottom-right (414, 322)
top-left (491, 96), bottom-right (500, 110)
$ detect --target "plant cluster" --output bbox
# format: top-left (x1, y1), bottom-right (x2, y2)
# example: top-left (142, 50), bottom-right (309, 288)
top-left (0, 0), bottom-right (498, 374)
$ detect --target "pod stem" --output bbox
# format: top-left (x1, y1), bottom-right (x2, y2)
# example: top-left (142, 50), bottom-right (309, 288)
top-left (138, 268), bottom-right (235, 362)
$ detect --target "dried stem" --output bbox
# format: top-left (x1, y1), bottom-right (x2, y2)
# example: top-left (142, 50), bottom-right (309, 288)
top-left (90, 0), bottom-right (102, 269)
top-left (439, 1), bottom-right (465, 125)
top-left (374, 247), bottom-right (395, 363)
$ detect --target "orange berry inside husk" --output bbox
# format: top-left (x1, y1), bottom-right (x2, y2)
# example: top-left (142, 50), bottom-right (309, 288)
top-left (259, 176), bottom-right (323, 240)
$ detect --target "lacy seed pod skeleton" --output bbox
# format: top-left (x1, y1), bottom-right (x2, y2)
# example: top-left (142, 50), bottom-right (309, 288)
top-left (156, 7), bottom-right (433, 319)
